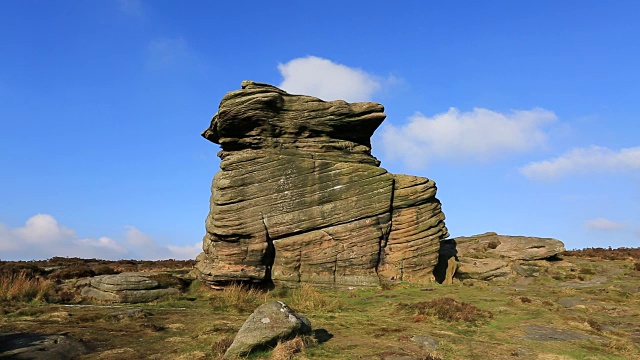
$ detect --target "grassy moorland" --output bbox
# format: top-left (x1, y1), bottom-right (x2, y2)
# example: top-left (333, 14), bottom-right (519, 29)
top-left (1, 250), bottom-right (639, 359)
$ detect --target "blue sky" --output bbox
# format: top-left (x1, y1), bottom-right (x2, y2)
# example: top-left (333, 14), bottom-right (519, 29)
top-left (1, 0), bottom-right (638, 260)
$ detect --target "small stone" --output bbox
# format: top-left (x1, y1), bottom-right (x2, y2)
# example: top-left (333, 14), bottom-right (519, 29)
top-left (557, 297), bottom-right (585, 308)
top-left (410, 334), bottom-right (439, 350)
top-left (522, 326), bottom-right (598, 342)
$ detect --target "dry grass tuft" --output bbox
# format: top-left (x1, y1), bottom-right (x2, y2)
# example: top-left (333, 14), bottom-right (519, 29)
top-left (605, 338), bottom-right (638, 357)
top-left (586, 318), bottom-right (602, 331)
top-left (286, 283), bottom-right (341, 313)
top-left (209, 283), bottom-right (266, 313)
top-left (419, 354), bottom-right (443, 360)
top-left (0, 270), bottom-right (53, 302)
top-left (211, 336), bottom-right (235, 358)
top-left (270, 335), bottom-right (317, 360)
top-left (487, 240), bottom-right (500, 249)
top-left (519, 296), bottom-right (532, 303)
top-left (398, 297), bottom-right (493, 324)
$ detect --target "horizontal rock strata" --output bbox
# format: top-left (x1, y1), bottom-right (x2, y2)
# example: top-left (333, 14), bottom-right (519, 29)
top-left (80, 273), bottom-right (179, 303)
top-left (196, 81), bottom-right (449, 286)
top-left (455, 232), bottom-right (566, 281)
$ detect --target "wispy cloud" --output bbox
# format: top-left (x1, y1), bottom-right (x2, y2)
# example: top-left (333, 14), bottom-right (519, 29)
top-left (118, 0), bottom-right (144, 17)
top-left (167, 243), bottom-right (202, 260)
top-left (584, 218), bottom-right (625, 231)
top-left (75, 236), bottom-right (127, 254)
top-left (520, 146), bottom-right (640, 180)
top-left (0, 214), bottom-right (200, 261)
top-left (146, 37), bottom-right (196, 70)
top-left (278, 56), bottom-right (383, 102)
top-left (380, 107), bottom-right (556, 169)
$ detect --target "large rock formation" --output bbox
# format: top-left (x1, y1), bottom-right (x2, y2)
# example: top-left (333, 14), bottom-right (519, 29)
top-left (455, 232), bottom-right (566, 281)
top-left (195, 81), bottom-right (449, 287)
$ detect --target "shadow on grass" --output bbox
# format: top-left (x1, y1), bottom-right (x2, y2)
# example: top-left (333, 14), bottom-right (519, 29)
top-left (313, 328), bottom-right (333, 344)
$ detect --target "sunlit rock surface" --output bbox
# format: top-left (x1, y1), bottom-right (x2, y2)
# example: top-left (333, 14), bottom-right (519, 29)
top-left (195, 81), bottom-right (449, 286)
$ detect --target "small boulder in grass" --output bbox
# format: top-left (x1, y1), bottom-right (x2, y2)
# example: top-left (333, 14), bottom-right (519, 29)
top-left (223, 301), bottom-right (311, 359)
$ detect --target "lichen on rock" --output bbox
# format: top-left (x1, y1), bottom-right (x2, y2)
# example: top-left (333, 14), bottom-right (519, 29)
top-left (195, 81), bottom-right (449, 287)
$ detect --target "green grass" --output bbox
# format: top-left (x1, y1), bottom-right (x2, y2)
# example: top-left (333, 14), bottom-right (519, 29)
top-left (0, 255), bottom-right (639, 359)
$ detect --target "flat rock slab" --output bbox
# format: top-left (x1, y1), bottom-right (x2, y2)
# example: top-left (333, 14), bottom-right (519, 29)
top-left (91, 274), bottom-right (158, 291)
top-left (557, 297), bottom-right (586, 308)
top-left (457, 258), bottom-right (512, 280)
top-left (456, 232), bottom-right (565, 261)
top-left (523, 326), bottom-right (595, 342)
top-left (81, 286), bottom-right (178, 303)
top-left (0, 333), bottom-right (88, 359)
top-left (410, 335), bottom-right (439, 351)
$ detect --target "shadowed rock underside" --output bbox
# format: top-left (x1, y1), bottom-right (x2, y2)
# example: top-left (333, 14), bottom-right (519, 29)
top-left (195, 81), bottom-right (449, 287)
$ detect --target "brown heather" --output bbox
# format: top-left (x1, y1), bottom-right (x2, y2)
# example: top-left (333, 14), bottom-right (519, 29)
top-left (0, 270), bottom-right (53, 302)
top-left (397, 296), bottom-right (493, 324)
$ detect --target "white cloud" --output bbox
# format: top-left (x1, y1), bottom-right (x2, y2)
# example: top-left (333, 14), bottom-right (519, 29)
top-left (380, 107), bottom-right (557, 168)
top-left (0, 224), bottom-right (16, 252)
top-left (520, 146), bottom-right (640, 180)
top-left (13, 214), bottom-right (75, 244)
top-left (277, 56), bottom-right (381, 102)
top-left (0, 214), bottom-right (200, 261)
top-left (584, 218), bottom-right (625, 231)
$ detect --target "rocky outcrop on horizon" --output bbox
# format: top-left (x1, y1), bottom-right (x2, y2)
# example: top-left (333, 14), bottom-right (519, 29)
top-left (195, 81), bottom-right (449, 287)
top-left (454, 232), bottom-right (566, 281)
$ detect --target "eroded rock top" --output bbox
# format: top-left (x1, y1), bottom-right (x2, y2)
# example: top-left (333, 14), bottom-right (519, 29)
top-left (202, 81), bottom-right (386, 165)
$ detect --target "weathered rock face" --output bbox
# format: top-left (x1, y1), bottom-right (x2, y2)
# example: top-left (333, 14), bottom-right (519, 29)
top-left (0, 333), bottom-right (89, 360)
top-left (455, 232), bottom-right (566, 281)
top-left (456, 232), bottom-right (565, 261)
top-left (195, 81), bottom-right (449, 286)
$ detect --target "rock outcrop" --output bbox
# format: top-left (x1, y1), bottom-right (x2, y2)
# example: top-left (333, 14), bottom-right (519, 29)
top-left (454, 232), bottom-right (566, 281)
top-left (0, 333), bottom-right (89, 360)
top-left (196, 81), bottom-right (449, 287)
top-left (80, 273), bottom-right (179, 303)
